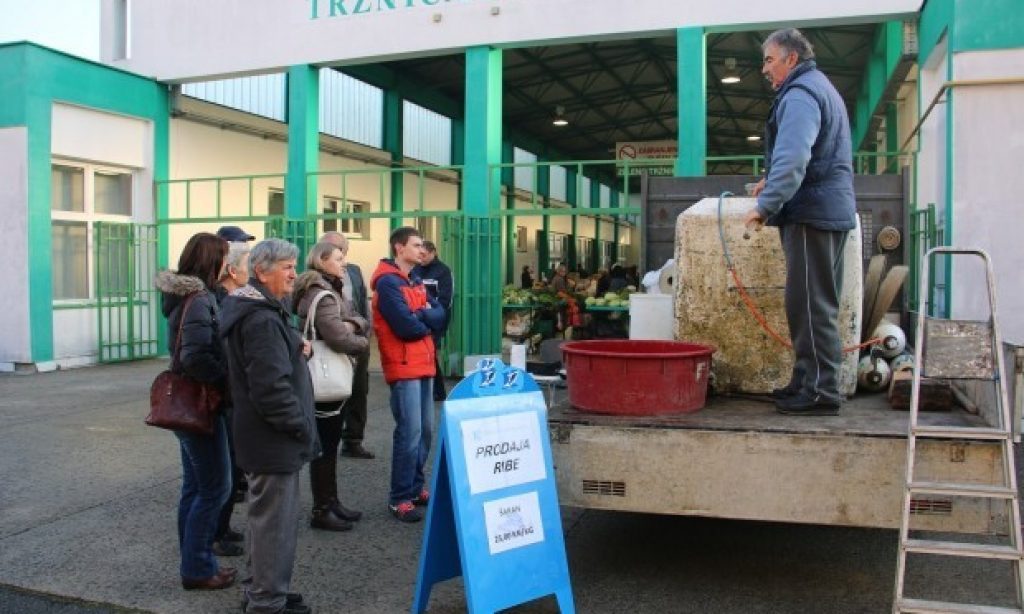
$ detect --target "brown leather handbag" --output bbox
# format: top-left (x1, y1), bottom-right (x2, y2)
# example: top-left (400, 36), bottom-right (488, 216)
top-left (146, 292), bottom-right (222, 436)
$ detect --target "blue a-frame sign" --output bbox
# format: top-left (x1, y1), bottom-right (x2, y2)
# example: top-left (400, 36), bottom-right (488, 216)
top-left (412, 359), bottom-right (575, 613)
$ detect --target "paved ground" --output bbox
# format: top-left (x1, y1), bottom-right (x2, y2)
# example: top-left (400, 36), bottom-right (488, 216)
top-left (1, 359), bottom-right (1021, 613)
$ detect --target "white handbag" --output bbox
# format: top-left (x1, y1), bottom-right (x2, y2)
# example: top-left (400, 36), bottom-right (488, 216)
top-left (303, 290), bottom-right (355, 403)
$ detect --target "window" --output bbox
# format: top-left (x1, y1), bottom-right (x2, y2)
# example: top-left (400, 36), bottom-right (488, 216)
top-left (548, 232), bottom-right (567, 260)
top-left (268, 189), bottom-right (284, 216)
top-left (516, 226), bottom-right (527, 252)
top-left (323, 196), bottom-right (369, 239)
top-left (50, 161), bottom-right (134, 301)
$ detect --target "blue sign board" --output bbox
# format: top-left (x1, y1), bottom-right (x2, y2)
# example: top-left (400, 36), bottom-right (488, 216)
top-left (412, 359), bottom-right (575, 613)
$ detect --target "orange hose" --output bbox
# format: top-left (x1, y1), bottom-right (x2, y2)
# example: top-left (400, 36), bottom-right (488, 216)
top-left (727, 266), bottom-right (880, 354)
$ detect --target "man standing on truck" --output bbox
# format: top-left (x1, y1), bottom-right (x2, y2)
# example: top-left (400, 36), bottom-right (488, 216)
top-left (743, 28), bottom-right (857, 416)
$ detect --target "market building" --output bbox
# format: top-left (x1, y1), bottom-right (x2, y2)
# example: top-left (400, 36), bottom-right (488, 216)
top-left (1, 0), bottom-right (1021, 373)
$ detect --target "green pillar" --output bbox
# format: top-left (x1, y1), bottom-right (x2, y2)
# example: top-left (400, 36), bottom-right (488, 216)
top-left (384, 87), bottom-right (404, 230)
top-left (675, 27), bottom-right (707, 177)
top-left (286, 65), bottom-right (319, 220)
top-left (537, 160), bottom-right (551, 276)
top-left (26, 98), bottom-right (54, 363)
top-left (590, 180), bottom-right (601, 273)
top-left (611, 190), bottom-right (620, 265)
top-left (566, 167), bottom-right (578, 272)
top-left (502, 140), bottom-right (516, 283)
top-left (462, 46), bottom-right (503, 356)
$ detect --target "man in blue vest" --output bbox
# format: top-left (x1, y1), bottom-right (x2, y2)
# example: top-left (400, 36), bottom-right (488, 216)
top-left (744, 28), bottom-right (857, 416)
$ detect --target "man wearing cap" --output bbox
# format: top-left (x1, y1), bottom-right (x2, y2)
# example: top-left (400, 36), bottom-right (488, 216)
top-left (217, 226), bottom-right (256, 243)
top-left (320, 231), bottom-right (375, 459)
top-left (413, 241), bottom-right (453, 402)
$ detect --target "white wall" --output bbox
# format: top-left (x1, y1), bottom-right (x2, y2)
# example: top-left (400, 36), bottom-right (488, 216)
top-left (103, 0), bottom-right (922, 82)
top-left (0, 127), bottom-right (31, 367)
top-left (949, 48), bottom-right (1024, 345)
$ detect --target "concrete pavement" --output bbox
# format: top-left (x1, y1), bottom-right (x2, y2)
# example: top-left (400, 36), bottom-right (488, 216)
top-left (0, 359), bottom-right (1020, 613)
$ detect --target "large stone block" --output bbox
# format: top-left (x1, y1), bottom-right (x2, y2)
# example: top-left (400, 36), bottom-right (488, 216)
top-left (674, 197), bottom-right (862, 395)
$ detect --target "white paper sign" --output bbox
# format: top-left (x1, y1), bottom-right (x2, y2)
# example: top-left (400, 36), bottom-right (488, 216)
top-left (460, 411), bottom-right (546, 495)
top-left (483, 491), bottom-right (545, 555)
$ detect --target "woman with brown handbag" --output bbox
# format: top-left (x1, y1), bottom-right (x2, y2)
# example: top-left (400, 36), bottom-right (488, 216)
top-left (154, 232), bottom-right (235, 591)
top-left (293, 241), bottom-right (370, 531)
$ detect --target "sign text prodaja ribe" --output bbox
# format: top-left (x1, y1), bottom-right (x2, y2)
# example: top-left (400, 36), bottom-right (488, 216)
top-left (306, 0), bottom-right (494, 20)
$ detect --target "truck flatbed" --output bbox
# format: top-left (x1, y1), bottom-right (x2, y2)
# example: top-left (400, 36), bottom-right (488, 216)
top-left (548, 392), bottom-right (989, 438)
top-left (546, 392), bottom-right (1005, 531)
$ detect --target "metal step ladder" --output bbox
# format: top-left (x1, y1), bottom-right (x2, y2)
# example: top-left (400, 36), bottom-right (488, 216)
top-left (894, 248), bottom-right (1024, 614)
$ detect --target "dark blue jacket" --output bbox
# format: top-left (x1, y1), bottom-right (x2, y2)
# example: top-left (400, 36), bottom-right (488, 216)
top-left (756, 60), bottom-right (857, 231)
top-left (413, 258), bottom-right (453, 336)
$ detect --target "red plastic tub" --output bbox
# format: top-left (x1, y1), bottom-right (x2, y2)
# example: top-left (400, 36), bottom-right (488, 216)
top-left (561, 340), bottom-right (715, 415)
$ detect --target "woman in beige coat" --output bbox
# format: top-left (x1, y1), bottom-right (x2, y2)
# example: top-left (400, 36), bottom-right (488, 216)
top-left (293, 241), bottom-right (370, 531)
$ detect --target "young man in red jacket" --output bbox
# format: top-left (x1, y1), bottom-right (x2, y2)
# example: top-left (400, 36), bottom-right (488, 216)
top-left (370, 227), bottom-right (446, 522)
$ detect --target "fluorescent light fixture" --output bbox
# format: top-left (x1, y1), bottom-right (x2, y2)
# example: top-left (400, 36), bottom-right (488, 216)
top-left (747, 135), bottom-right (761, 142)
top-left (553, 105), bottom-right (568, 126)
top-left (721, 58), bottom-right (741, 84)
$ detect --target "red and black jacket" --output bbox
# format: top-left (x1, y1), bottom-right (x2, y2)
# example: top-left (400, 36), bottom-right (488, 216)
top-left (370, 259), bottom-right (437, 384)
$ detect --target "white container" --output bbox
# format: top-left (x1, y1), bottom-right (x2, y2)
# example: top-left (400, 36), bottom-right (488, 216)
top-left (629, 294), bottom-right (675, 340)
top-left (510, 344), bottom-right (527, 369)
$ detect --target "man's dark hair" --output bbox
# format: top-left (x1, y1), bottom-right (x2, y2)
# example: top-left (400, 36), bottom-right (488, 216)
top-left (422, 240), bottom-right (437, 253)
top-left (389, 226), bottom-right (421, 256)
top-left (763, 28), bottom-right (815, 61)
top-left (178, 232), bottom-right (228, 290)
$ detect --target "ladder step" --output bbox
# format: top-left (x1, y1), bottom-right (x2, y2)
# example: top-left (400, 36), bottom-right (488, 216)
top-left (903, 539), bottom-right (1023, 560)
top-left (909, 481), bottom-right (1017, 498)
top-left (912, 426), bottom-right (1010, 440)
top-left (897, 597), bottom-right (1024, 613)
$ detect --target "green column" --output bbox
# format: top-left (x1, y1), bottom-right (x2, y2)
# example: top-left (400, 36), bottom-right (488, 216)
top-left (537, 160), bottom-right (551, 275)
top-left (565, 167), bottom-right (578, 272)
top-left (611, 190), bottom-right (620, 265)
top-left (462, 46), bottom-right (503, 356)
top-left (590, 180), bottom-right (601, 273)
top-left (286, 65), bottom-right (319, 220)
top-left (502, 140), bottom-right (516, 282)
top-left (675, 27), bottom-right (707, 177)
top-left (153, 97), bottom-right (170, 355)
top-left (384, 87), bottom-right (404, 230)
top-left (26, 97), bottom-right (54, 363)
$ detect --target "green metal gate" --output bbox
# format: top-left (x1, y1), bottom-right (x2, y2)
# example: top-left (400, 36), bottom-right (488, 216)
top-left (95, 222), bottom-right (160, 362)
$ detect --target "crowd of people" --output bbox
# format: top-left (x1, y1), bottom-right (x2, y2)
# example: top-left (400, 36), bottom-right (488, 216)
top-left (156, 225), bottom-right (450, 614)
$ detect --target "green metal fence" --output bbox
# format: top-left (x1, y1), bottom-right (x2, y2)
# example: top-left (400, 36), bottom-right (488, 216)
top-left (908, 203), bottom-right (944, 316)
top-left (95, 222), bottom-right (160, 363)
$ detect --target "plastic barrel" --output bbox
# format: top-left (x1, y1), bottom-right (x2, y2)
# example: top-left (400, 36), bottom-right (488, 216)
top-left (561, 340), bottom-right (715, 415)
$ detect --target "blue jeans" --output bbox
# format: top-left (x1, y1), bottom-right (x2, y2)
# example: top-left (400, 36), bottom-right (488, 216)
top-left (388, 378), bottom-right (433, 505)
top-left (175, 413), bottom-right (232, 579)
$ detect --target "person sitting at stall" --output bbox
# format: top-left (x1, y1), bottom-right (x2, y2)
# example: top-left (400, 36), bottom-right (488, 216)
top-left (608, 265), bottom-right (629, 292)
top-left (521, 265), bottom-right (535, 290)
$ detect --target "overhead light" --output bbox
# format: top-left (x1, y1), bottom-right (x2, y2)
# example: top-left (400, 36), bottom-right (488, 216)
top-left (552, 105), bottom-right (569, 127)
top-left (747, 135), bottom-right (761, 142)
top-left (721, 58), bottom-right (741, 84)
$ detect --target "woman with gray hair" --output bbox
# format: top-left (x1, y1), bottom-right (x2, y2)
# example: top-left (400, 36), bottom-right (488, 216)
top-left (209, 239), bottom-right (252, 558)
top-left (293, 241), bottom-right (370, 531)
top-left (220, 238), bottom-right (317, 614)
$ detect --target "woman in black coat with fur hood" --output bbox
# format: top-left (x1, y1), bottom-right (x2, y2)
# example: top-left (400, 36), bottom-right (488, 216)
top-left (154, 232), bottom-right (235, 591)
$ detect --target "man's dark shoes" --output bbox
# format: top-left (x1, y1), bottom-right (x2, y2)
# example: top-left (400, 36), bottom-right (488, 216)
top-left (775, 392), bottom-right (841, 416)
top-left (241, 591), bottom-right (306, 613)
top-left (182, 566), bottom-right (236, 590)
top-left (341, 443), bottom-right (375, 459)
top-left (212, 540), bottom-right (244, 557)
top-left (770, 385), bottom-right (800, 400)
top-left (310, 506), bottom-right (353, 531)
